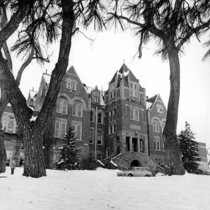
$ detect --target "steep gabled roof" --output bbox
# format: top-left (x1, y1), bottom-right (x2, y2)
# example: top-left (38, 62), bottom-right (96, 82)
top-left (146, 95), bottom-right (158, 110)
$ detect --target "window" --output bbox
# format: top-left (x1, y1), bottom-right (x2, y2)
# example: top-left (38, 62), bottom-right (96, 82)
top-left (72, 122), bottom-right (82, 140)
top-left (54, 120), bottom-right (67, 138)
top-left (98, 112), bottom-right (102, 124)
top-left (71, 80), bottom-right (77, 91)
top-left (56, 98), bottom-right (68, 114)
top-left (109, 85), bottom-right (115, 100)
top-left (97, 131), bottom-right (103, 145)
top-left (89, 131), bottom-right (94, 144)
top-left (110, 91), bottom-right (115, 99)
top-left (109, 108), bottom-right (116, 122)
top-left (153, 120), bottom-right (160, 133)
top-left (112, 109), bottom-right (116, 120)
top-left (90, 111), bottom-right (94, 122)
top-left (130, 107), bottom-right (139, 121)
top-left (94, 93), bottom-right (99, 103)
top-left (157, 104), bottom-right (163, 114)
top-left (140, 139), bottom-right (144, 151)
top-left (109, 111), bottom-right (112, 121)
top-left (130, 82), bottom-right (138, 98)
top-left (154, 137), bottom-right (161, 151)
top-left (108, 124), bottom-right (116, 134)
top-left (72, 101), bottom-right (83, 117)
top-left (66, 79), bottom-right (77, 91)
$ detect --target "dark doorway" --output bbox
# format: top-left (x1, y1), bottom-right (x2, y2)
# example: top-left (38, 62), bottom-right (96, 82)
top-left (130, 160), bottom-right (142, 167)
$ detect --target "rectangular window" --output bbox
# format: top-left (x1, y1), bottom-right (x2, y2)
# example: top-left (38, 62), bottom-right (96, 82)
top-left (89, 132), bottom-right (94, 144)
top-left (135, 110), bottom-right (139, 121)
top-left (130, 108), bottom-right (134, 120)
top-left (130, 82), bottom-right (138, 98)
top-left (72, 122), bottom-right (82, 140)
top-left (62, 100), bottom-right (68, 114)
top-left (54, 120), bottom-right (67, 138)
top-left (112, 124), bottom-right (116, 133)
top-left (154, 137), bottom-right (161, 151)
top-left (109, 111), bottom-right (112, 121)
top-left (97, 132), bottom-right (103, 145)
top-left (109, 126), bottom-right (112, 135)
top-left (130, 108), bottom-right (139, 121)
top-left (112, 109), bottom-right (116, 120)
top-left (54, 121), bottom-right (60, 137)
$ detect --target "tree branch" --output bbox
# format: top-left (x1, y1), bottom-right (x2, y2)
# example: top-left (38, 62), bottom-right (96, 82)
top-left (2, 42), bottom-right (12, 71)
top-left (177, 18), bottom-right (210, 49)
top-left (16, 48), bottom-right (34, 86)
top-left (0, 6), bottom-right (29, 46)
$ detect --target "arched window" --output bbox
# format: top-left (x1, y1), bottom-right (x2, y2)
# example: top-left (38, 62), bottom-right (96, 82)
top-left (72, 101), bottom-right (83, 117)
top-left (56, 98), bottom-right (68, 114)
top-left (153, 119), bottom-right (160, 133)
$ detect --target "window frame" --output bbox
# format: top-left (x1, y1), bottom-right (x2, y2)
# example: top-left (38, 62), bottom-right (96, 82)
top-left (56, 98), bottom-right (68, 115)
top-left (54, 119), bottom-right (67, 139)
top-left (72, 121), bottom-right (82, 141)
top-left (72, 101), bottom-right (83, 117)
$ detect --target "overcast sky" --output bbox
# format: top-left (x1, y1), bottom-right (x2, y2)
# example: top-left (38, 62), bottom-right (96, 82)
top-left (13, 29), bottom-right (210, 149)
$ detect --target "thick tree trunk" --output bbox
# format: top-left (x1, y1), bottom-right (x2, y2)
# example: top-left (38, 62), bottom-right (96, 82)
top-left (163, 49), bottom-right (185, 175)
top-left (22, 127), bottom-right (46, 177)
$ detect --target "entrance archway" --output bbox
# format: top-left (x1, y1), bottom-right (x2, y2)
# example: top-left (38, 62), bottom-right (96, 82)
top-left (130, 160), bottom-right (142, 167)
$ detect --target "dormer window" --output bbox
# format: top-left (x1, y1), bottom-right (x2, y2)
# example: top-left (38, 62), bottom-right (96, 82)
top-left (94, 93), bottom-right (99, 103)
top-left (66, 78), bottom-right (77, 91)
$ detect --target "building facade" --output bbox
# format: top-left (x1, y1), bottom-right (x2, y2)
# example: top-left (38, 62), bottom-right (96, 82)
top-left (2, 64), bottom-right (207, 172)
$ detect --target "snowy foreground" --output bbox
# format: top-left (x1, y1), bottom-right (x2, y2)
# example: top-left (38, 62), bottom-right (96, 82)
top-left (1, 167), bottom-right (210, 210)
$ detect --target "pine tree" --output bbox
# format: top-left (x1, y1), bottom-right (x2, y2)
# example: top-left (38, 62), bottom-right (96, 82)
top-left (57, 125), bottom-right (81, 170)
top-left (178, 122), bottom-right (202, 174)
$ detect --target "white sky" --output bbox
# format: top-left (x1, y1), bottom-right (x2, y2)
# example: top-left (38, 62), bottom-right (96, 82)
top-left (1, 167), bottom-right (210, 210)
top-left (11, 28), bottom-right (210, 148)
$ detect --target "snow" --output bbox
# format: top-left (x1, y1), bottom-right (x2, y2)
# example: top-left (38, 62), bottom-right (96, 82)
top-left (1, 167), bottom-right (210, 210)
top-left (110, 160), bottom-right (117, 167)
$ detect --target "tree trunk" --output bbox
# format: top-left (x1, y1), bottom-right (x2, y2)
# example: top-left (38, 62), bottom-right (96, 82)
top-left (22, 127), bottom-right (46, 177)
top-left (0, 129), bottom-right (6, 173)
top-left (0, 99), bottom-right (8, 173)
top-left (163, 49), bottom-right (185, 175)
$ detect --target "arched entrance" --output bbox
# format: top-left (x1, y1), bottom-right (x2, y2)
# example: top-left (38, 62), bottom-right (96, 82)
top-left (130, 159), bottom-right (142, 167)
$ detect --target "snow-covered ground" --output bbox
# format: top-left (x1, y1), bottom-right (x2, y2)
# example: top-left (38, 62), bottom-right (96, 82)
top-left (1, 167), bottom-right (210, 210)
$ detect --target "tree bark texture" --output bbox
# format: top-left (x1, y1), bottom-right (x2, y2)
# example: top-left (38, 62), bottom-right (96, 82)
top-left (163, 49), bottom-right (185, 175)
top-left (0, 129), bottom-right (6, 173)
top-left (22, 128), bottom-right (46, 177)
